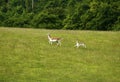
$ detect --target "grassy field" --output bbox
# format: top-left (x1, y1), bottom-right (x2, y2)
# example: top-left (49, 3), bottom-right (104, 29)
top-left (0, 27), bottom-right (120, 82)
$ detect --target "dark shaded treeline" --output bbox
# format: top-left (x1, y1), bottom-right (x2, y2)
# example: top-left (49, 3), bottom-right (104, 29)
top-left (0, 0), bottom-right (120, 30)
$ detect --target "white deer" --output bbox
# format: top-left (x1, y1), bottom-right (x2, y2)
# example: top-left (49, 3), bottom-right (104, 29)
top-left (75, 41), bottom-right (86, 48)
top-left (48, 34), bottom-right (61, 46)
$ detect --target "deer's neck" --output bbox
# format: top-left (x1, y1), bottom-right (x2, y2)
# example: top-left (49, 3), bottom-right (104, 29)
top-left (48, 35), bottom-right (52, 40)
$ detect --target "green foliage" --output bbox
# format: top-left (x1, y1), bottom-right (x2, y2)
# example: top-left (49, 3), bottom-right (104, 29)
top-left (2, 11), bottom-right (33, 28)
top-left (0, 0), bottom-right (120, 30)
top-left (112, 16), bottom-right (120, 30)
top-left (32, 7), bottom-right (64, 29)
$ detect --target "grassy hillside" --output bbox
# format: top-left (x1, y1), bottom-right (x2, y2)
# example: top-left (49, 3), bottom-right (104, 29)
top-left (0, 27), bottom-right (120, 82)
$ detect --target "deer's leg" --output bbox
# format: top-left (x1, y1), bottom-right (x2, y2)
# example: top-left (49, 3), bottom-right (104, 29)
top-left (49, 41), bottom-right (52, 45)
top-left (57, 40), bottom-right (61, 46)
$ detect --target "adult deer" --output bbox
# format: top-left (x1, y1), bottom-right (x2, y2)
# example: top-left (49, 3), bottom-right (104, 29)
top-left (48, 34), bottom-right (62, 46)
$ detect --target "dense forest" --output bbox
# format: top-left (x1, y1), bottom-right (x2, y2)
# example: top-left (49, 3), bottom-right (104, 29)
top-left (0, 0), bottom-right (120, 30)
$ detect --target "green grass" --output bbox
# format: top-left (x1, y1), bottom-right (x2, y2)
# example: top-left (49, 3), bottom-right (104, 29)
top-left (0, 27), bottom-right (120, 82)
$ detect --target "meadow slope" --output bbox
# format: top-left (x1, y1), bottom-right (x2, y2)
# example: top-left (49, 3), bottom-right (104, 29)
top-left (0, 27), bottom-right (120, 82)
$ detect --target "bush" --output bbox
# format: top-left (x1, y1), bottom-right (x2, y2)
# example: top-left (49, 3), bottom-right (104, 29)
top-left (32, 10), bottom-right (62, 29)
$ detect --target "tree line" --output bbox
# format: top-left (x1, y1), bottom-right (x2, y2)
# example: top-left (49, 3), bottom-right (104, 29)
top-left (0, 0), bottom-right (120, 30)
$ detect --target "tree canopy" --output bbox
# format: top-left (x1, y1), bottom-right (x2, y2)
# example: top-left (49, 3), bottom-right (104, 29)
top-left (0, 0), bottom-right (120, 30)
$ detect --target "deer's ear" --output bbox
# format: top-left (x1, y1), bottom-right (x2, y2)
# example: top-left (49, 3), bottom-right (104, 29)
top-left (47, 33), bottom-right (50, 35)
top-left (76, 40), bottom-right (78, 43)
